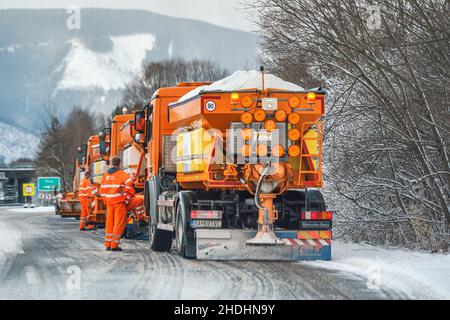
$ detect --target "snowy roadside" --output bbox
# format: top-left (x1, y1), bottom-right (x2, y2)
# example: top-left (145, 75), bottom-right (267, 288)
top-left (4, 206), bottom-right (55, 213)
top-left (0, 220), bottom-right (24, 262)
top-left (0, 207), bottom-right (52, 262)
top-left (304, 241), bottom-right (450, 299)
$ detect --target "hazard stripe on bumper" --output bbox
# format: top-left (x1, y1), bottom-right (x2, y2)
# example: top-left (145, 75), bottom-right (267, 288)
top-left (297, 230), bottom-right (332, 240)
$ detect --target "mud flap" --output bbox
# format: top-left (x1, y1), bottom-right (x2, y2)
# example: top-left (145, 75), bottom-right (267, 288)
top-left (195, 229), bottom-right (331, 261)
top-left (125, 221), bottom-right (149, 240)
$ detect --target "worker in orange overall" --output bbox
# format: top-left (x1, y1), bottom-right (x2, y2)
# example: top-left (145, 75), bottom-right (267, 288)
top-left (78, 171), bottom-right (96, 231)
top-left (125, 173), bottom-right (145, 223)
top-left (100, 156), bottom-right (134, 251)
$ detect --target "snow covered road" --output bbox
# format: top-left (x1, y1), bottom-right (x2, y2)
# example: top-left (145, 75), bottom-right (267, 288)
top-left (0, 207), bottom-right (448, 300)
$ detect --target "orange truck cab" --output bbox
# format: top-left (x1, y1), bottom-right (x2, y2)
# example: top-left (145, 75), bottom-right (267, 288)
top-left (135, 71), bottom-right (332, 261)
top-left (82, 134), bottom-right (108, 225)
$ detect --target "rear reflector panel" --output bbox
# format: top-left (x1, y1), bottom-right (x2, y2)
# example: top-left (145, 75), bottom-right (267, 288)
top-left (191, 210), bottom-right (223, 220)
top-left (301, 211), bottom-right (333, 220)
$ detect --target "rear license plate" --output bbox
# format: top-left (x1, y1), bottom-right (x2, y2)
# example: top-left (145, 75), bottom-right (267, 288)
top-left (300, 220), bottom-right (332, 230)
top-left (191, 219), bottom-right (222, 229)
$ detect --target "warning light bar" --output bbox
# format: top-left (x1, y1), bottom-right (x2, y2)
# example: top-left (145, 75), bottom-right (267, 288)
top-left (191, 210), bottom-right (223, 220)
top-left (301, 211), bottom-right (333, 221)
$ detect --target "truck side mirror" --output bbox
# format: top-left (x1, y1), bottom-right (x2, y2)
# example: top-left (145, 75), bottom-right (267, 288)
top-left (99, 140), bottom-right (107, 156)
top-left (135, 111), bottom-right (146, 133)
top-left (77, 145), bottom-right (86, 164)
top-left (99, 127), bottom-right (110, 157)
top-left (134, 133), bottom-right (145, 144)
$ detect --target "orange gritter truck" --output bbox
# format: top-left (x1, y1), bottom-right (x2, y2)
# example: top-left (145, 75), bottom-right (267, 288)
top-left (56, 147), bottom-right (85, 218)
top-left (133, 69), bottom-right (332, 261)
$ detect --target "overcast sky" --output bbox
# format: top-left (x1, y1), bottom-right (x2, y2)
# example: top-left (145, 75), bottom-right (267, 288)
top-left (0, 0), bottom-right (254, 31)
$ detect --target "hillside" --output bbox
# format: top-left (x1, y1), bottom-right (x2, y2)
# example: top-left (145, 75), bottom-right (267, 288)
top-left (0, 121), bottom-right (39, 164)
top-left (0, 9), bottom-right (259, 132)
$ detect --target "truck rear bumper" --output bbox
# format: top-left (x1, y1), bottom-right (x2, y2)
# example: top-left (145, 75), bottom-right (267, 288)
top-left (195, 229), bottom-right (331, 261)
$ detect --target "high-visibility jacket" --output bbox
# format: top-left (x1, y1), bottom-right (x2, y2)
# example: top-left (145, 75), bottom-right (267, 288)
top-left (78, 178), bottom-right (94, 200)
top-left (100, 168), bottom-right (134, 205)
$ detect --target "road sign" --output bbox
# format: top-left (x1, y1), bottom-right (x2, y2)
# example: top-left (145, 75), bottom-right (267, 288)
top-left (23, 183), bottom-right (36, 197)
top-left (38, 177), bottom-right (60, 192)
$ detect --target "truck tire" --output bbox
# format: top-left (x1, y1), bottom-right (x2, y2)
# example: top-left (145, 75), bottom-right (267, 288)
top-left (284, 189), bottom-right (327, 211)
top-left (146, 177), bottom-right (172, 252)
top-left (305, 189), bottom-right (327, 211)
top-left (175, 192), bottom-right (197, 258)
top-left (149, 220), bottom-right (172, 252)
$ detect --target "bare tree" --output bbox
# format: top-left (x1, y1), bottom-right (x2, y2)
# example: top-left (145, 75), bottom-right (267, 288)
top-left (248, 0), bottom-right (450, 250)
top-left (35, 107), bottom-right (95, 191)
top-left (122, 59), bottom-right (228, 110)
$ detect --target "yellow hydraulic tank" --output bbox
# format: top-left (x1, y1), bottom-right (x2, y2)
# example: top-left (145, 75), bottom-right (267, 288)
top-left (176, 128), bottom-right (213, 173)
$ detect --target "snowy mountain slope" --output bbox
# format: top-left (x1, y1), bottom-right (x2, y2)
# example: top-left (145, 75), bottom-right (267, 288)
top-left (0, 121), bottom-right (39, 164)
top-left (57, 34), bottom-right (156, 92)
top-left (0, 9), bottom-right (259, 130)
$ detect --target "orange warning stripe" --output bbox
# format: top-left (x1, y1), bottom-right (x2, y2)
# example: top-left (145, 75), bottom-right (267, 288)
top-left (297, 230), bottom-right (332, 240)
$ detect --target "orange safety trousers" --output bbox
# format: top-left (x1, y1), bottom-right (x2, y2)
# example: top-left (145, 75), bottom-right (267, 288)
top-left (105, 203), bottom-right (127, 249)
top-left (80, 202), bottom-right (90, 229)
top-left (79, 199), bottom-right (95, 230)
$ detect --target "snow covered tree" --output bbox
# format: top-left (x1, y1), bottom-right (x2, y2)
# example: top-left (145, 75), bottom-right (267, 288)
top-left (35, 107), bottom-right (95, 191)
top-left (249, 0), bottom-right (450, 250)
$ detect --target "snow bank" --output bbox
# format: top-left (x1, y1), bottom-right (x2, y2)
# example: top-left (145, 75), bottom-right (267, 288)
top-left (177, 70), bottom-right (305, 103)
top-left (304, 241), bottom-right (450, 299)
top-left (0, 221), bottom-right (23, 258)
top-left (57, 34), bottom-right (155, 91)
top-left (6, 206), bottom-right (55, 213)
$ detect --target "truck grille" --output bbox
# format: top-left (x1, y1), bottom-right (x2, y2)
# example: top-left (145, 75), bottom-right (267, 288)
top-left (163, 135), bottom-right (177, 172)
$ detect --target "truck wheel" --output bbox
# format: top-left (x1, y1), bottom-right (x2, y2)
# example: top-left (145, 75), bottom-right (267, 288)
top-left (175, 201), bottom-right (196, 259)
top-left (175, 204), bottom-right (188, 257)
top-left (305, 190), bottom-right (327, 211)
top-left (147, 177), bottom-right (172, 252)
top-left (149, 220), bottom-right (172, 252)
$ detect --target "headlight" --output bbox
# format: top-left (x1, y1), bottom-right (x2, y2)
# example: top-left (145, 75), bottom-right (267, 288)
top-left (241, 96), bottom-right (253, 108)
top-left (288, 96), bottom-right (300, 108)
top-left (288, 112), bottom-right (300, 125)
top-left (288, 145), bottom-right (301, 157)
top-left (275, 110), bottom-right (287, 122)
top-left (272, 145), bottom-right (285, 157)
top-left (254, 109), bottom-right (266, 122)
top-left (241, 112), bottom-right (253, 125)
top-left (288, 128), bottom-right (300, 141)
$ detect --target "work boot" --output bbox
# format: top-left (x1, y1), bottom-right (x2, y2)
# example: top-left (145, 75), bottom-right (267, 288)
top-left (111, 247), bottom-right (123, 252)
top-left (105, 247), bottom-right (111, 251)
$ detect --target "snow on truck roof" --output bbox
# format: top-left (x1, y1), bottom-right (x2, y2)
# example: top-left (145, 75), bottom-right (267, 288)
top-left (175, 70), bottom-right (307, 104)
